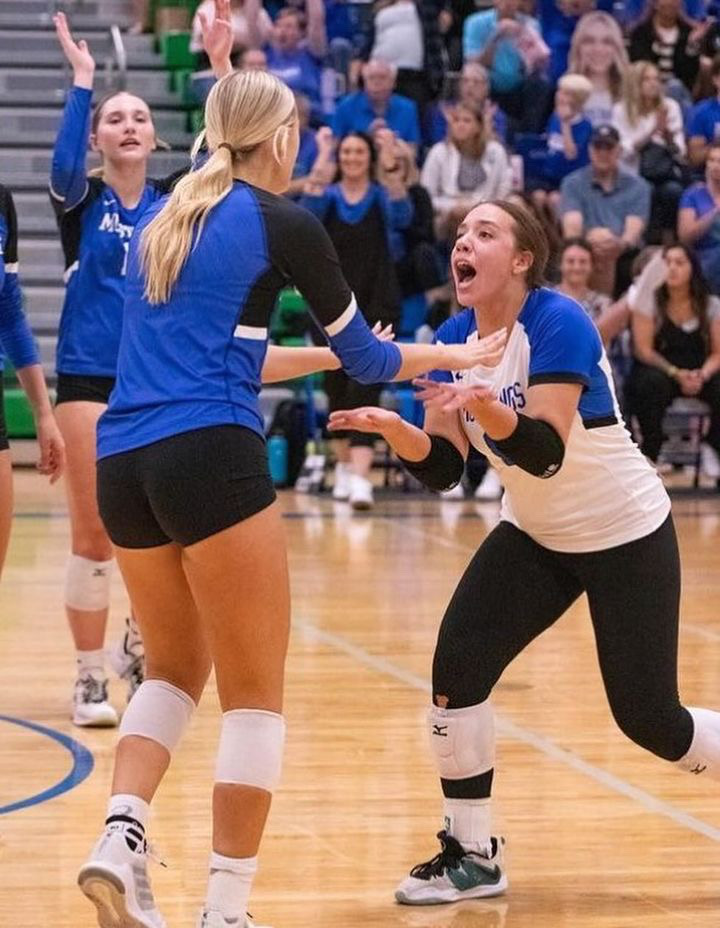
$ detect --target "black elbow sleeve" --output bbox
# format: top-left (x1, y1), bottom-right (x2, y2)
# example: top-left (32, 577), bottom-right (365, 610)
top-left (490, 414), bottom-right (565, 478)
top-left (398, 434), bottom-right (465, 492)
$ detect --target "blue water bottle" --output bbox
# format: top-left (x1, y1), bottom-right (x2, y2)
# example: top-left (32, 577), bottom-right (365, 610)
top-left (267, 433), bottom-right (289, 487)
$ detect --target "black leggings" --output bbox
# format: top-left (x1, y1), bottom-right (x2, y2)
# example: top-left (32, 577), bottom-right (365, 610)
top-left (433, 516), bottom-right (693, 765)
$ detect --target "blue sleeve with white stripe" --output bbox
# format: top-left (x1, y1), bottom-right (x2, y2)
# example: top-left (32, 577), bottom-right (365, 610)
top-left (0, 188), bottom-right (39, 370)
top-left (50, 85), bottom-right (92, 209)
top-left (272, 196), bottom-right (401, 383)
top-left (524, 291), bottom-right (600, 388)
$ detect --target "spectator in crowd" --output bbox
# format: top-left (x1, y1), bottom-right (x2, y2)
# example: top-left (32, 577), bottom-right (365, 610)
top-left (332, 58), bottom-right (421, 149)
top-left (352, 0), bottom-right (445, 119)
top-left (688, 53), bottom-right (720, 169)
top-left (240, 46), bottom-right (268, 69)
top-left (613, 60), bottom-right (687, 240)
top-left (301, 130), bottom-right (411, 509)
top-left (129, 0), bottom-right (151, 34)
top-left (426, 62), bottom-right (509, 146)
top-left (625, 245), bottom-right (720, 477)
top-left (526, 72), bottom-right (593, 212)
top-left (441, 0), bottom-right (479, 70)
top-left (623, 0), bottom-right (706, 26)
top-left (421, 102), bottom-right (513, 245)
top-left (387, 138), bottom-right (444, 337)
top-left (628, 0), bottom-right (704, 110)
top-left (538, 0), bottom-right (613, 84)
top-left (561, 123), bottom-right (651, 295)
top-left (286, 93), bottom-right (320, 196)
top-left (190, 0), bottom-right (273, 58)
top-left (678, 140), bottom-right (720, 293)
top-left (245, 0), bottom-right (327, 118)
top-left (567, 11), bottom-right (628, 126)
top-left (463, 0), bottom-right (553, 134)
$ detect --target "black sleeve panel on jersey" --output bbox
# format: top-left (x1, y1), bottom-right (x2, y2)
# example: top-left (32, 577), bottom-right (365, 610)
top-left (51, 176), bottom-right (103, 271)
top-left (151, 166), bottom-right (191, 195)
top-left (0, 185), bottom-right (18, 264)
top-left (254, 189), bottom-right (353, 327)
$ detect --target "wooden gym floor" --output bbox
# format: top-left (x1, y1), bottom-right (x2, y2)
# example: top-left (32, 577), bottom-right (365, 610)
top-left (2, 470), bottom-right (720, 927)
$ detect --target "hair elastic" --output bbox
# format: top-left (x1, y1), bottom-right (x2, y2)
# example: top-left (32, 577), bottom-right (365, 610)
top-left (217, 142), bottom-right (236, 156)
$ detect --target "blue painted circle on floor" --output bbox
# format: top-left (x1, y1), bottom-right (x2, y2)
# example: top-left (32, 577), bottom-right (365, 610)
top-left (0, 714), bottom-right (94, 815)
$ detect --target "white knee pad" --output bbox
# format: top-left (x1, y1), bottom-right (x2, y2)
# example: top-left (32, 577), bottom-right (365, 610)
top-left (119, 679), bottom-right (196, 753)
top-left (215, 709), bottom-right (286, 792)
top-left (65, 554), bottom-right (113, 611)
top-left (428, 700), bottom-right (495, 781)
top-left (676, 706), bottom-right (720, 779)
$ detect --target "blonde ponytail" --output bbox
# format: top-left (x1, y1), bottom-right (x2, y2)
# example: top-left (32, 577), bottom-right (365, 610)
top-left (140, 69), bottom-right (296, 306)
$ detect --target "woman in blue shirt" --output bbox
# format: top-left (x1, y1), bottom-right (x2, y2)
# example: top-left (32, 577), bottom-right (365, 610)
top-left (76, 52), bottom-right (501, 927)
top-left (0, 185), bottom-right (64, 577)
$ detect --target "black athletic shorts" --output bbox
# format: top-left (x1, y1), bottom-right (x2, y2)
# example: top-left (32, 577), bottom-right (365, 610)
top-left (0, 379), bottom-right (8, 452)
top-left (97, 425), bottom-right (277, 549)
top-left (56, 373), bottom-right (116, 406)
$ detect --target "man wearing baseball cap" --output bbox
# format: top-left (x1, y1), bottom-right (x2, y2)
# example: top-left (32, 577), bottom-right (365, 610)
top-left (560, 122), bottom-right (651, 295)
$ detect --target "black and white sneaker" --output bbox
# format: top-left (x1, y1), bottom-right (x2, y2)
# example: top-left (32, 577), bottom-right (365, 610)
top-left (72, 673), bottom-right (118, 728)
top-left (108, 616), bottom-right (145, 703)
top-left (395, 831), bottom-right (507, 905)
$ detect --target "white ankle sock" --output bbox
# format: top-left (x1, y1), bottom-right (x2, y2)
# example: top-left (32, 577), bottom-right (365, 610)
top-left (77, 649), bottom-right (106, 677)
top-left (206, 852), bottom-right (258, 919)
top-left (106, 793), bottom-right (151, 830)
top-left (443, 798), bottom-right (492, 854)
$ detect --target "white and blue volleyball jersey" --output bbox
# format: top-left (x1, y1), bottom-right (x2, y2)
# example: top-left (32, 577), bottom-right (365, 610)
top-left (0, 185), bottom-right (39, 372)
top-left (432, 287), bottom-right (669, 552)
top-left (97, 182), bottom-right (402, 459)
top-left (50, 87), bottom-right (183, 377)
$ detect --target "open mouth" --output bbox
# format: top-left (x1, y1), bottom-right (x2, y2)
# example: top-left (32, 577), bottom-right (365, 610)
top-left (454, 260), bottom-right (477, 284)
top-left (120, 139), bottom-right (140, 148)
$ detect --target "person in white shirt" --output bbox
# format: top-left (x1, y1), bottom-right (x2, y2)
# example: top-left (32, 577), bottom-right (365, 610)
top-left (329, 198), bottom-right (720, 906)
top-left (421, 103), bottom-right (512, 245)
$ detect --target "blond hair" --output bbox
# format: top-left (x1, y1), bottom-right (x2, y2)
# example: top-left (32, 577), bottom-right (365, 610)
top-left (568, 11), bottom-right (628, 102)
top-left (140, 69), bottom-right (296, 305)
top-left (622, 60), bottom-right (662, 125)
top-left (557, 72), bottom-right (594, 107)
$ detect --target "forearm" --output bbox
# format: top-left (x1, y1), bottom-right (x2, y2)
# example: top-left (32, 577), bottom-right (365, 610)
top-left (16, 364), bottom-right (53, 420)
top-left (305, 0), bottom-right (328, 57)
top-left (393, 343), bottom-right (457, 381)
top-left (636, 345), bottom-right (677, 374)
top-left (621, 217), bottom-right (644, 248)
top-left (701, 353), bottom-right (720, 380)
top-left (244, 0), bottom-right (263, 48)
top-left (382, 418), bottom-right (432, 461)
top-left (561, 123), bottom-right (577, 160)
top-left (261, 345), bottom-right (338, 383)
top-left (51, 85), bottom-right (92, 204)
top-left (0, 277), bottom-right (39, 371)
top-left (468, 398), bottom-right (518, 441)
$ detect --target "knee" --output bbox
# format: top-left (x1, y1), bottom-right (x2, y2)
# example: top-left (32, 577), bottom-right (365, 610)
top-left (611, 698), bottom-right (687, 760)
top-left (72, 530), bottom-right (113, 562)
top-left (147, 655), bottom-right (211, 705)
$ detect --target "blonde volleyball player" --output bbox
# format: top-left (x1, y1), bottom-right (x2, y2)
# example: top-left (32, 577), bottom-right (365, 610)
top-left (75, 39), bottom-right (503, 927)
top-left (329, 198), bottom-right (720, 905)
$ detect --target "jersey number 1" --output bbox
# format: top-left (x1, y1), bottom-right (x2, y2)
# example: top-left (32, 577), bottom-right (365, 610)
top-left (121, 241), bottom-right (129, 277)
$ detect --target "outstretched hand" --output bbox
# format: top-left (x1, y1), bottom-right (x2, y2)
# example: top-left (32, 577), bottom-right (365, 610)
top-left (328, 406), bottom-right (402, 436)
top-left (412, 378), bottom-right (496, 413)
top-left (198, 0), bottom-right (234, 76)
top-left (53, 12), bottom-right (95, 86)
top-left (441, 327), bottom-right (507, 372)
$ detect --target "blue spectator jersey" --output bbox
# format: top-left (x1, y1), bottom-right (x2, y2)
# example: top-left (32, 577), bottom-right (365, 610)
top-left (50, 87), bottom-right (183, 378)
top-left (429, 288), bottom-right (669, 552)
top-left (0, 185), bottom-right (39, 372)
top-left (97, 183), bottom-right (402, 459)
top-left (265, 45), bottom-right (322, 107)
top-left (331, 91), bottom-right (421, 146)
top-left (299, 183), bottom-right (413, 260)
top-left (542, 112), bottom-right (592, 183)
top-left (687, 97), bottom-right (720, 143)
top-left (679, 183), bottom-right (720, 293)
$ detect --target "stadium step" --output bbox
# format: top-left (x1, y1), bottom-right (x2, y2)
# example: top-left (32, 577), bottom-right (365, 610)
top-left (0, 67), bottom-right (186, 109)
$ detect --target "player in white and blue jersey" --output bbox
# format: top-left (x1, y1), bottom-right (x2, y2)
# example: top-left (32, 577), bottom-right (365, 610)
top-left (330, 199), bottom-right (720, 906)
top-left (0, 184), bottom-right (64, 576)
top-left (76, 60), bottom-right (499, 928)
top-left (49, 13), bottom-right (190, 727)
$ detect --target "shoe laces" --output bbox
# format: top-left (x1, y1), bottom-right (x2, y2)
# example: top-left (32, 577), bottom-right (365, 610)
top-left (125, 656), bottom-right (145, 698)
top-left (76, 674), bottom-right (109, 705)
top-left (122, 617), bottom-right (145, 662)
top-left (409, 830), bottom-right (468, 880)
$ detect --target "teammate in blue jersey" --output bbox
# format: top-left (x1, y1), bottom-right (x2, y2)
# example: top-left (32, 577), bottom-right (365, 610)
top-left (50, 12), bottom-right (189, 727)
top-left (76, 27), bottom-right (501, 928)
top-left (330, 199), bottom-right (720, 906)
top-left (0, 184), bottom-right (64, 576)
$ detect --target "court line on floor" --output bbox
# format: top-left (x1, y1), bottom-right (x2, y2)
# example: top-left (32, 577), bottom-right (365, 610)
top-left (0, 715), bottom-right (94, 815)
top-left (296, 620), bottom-right (720, 843)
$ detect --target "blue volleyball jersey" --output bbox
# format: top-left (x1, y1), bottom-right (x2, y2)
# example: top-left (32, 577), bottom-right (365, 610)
top-left (50, 87), bottom-right (182, 377)
top-left (97, 183), bottom-right (402, 459)
top-left (431, 288), bottom-right (669, 552)
top-left (0, 184), bottom-right (39, 372)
